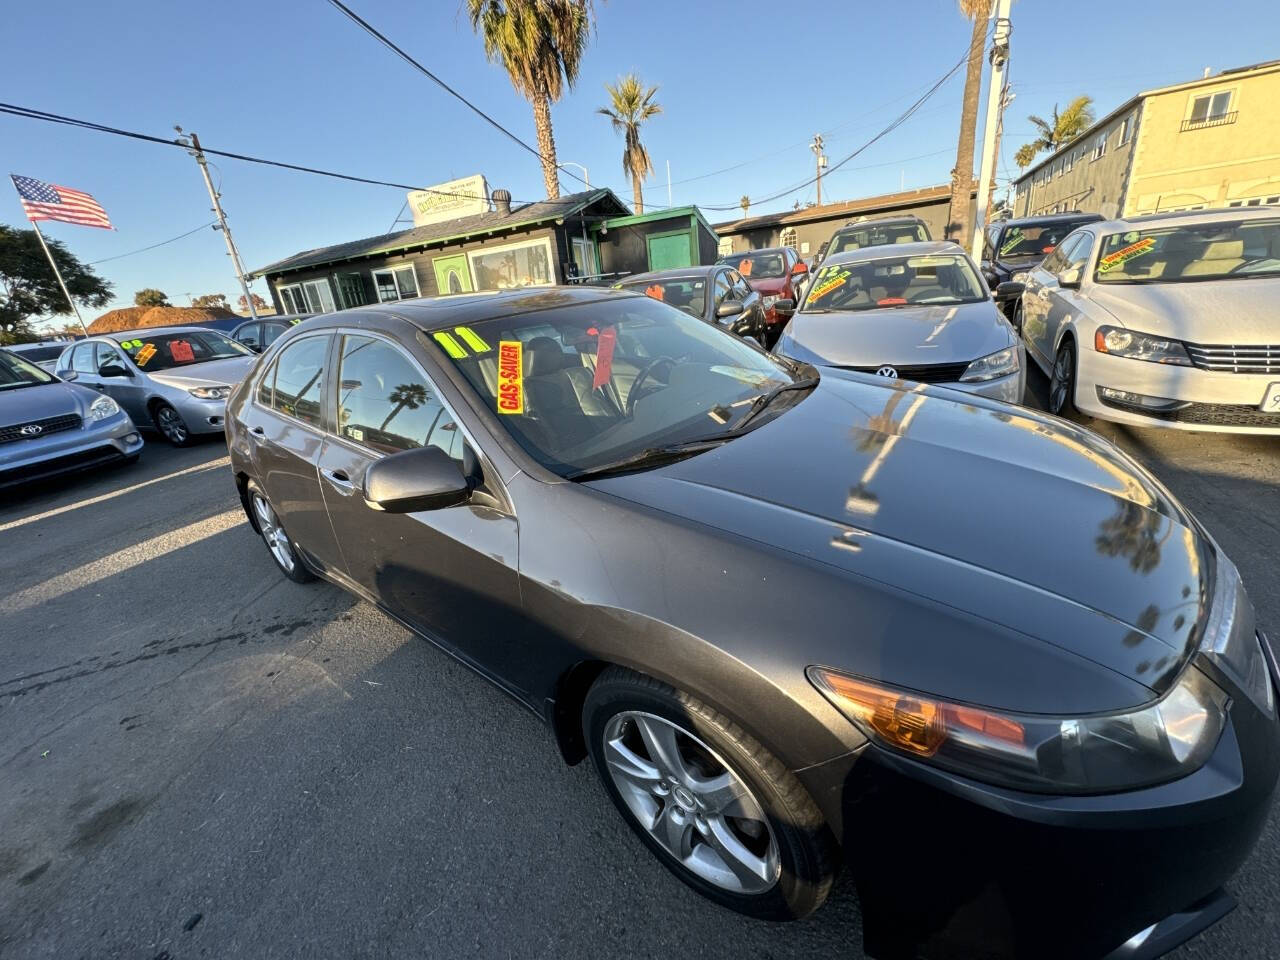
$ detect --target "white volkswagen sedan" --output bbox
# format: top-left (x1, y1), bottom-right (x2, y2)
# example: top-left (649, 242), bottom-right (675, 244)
top-left (1011, 208), bottom-right (1280, 433)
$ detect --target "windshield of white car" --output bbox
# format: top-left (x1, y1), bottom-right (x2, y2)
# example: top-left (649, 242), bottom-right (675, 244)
top-left (717, 251), bottom-right (785, 279)
top-left (113, 331), bottom-right (253, 371)
top-left (828, 223), bottom-right (928, 255)
top-left (615, 277), bottom-right (707, 318)
top-left (436, 295), bottom-right (812, 477)
top-left (1095, 218), bottom-right (1280, 284)
top-left (0, 348), bottom-right (57, 390)
top-left (801, 254), bottom-right (986, 312)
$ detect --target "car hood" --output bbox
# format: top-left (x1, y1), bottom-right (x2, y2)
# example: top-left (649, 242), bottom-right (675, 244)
top-left (590, 374), bottom-right (1211, 709)
top-left (1087, 277), bottom-right (1280, 341)
top-left (779, 300), bottom-right (1014, 367)
top-left (148, 356), bottom-right (255, 390)
top-left (0, 379), bottom-right (99, 423)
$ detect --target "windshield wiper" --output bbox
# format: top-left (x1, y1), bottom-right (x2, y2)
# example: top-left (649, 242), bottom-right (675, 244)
top-left (730, 376), bottom-right (820, 433)
top-left (566, 438), bottom-right (733, 482)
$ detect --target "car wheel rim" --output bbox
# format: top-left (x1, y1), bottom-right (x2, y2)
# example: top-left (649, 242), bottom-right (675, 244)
top-left (602, 711), bottom-right (780, 896)
top-left (1050, 349), bottom-right (1071, 413)
top-left (252, 494), bottom-right (295, 573)
top-left (157, 406), bottom-right (187, 443)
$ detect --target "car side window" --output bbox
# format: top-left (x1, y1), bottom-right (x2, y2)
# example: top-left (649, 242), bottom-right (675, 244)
top-left (95, 343), bottom-right (126, 371)
top-left (712, 271), bottom-right (732, 308)
top-left (256, 358), bottom-right (277, 408)
top-left (261, 322), bottom-right (287, 348)
top-left (1065, 232), bottom-right (1094, 270)
top-left (236, 323), bottom-right (261, 349)
top-left (71, 343), bottom-right (97, 374)
top-left (272, 336), bottom-right (328, 427)
top-left (1041, 240), bottom-right (1072, 275)
top-left (731, 271), bottom-right (752, 300)
top-left (335, 335), bottom-right (462, 460)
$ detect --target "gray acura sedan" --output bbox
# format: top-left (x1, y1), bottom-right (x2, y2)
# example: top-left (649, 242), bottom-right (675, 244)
top-left (775, 241), bottom-right (1025, 403)
top-left (227, 287), bottom-right (1278, 960)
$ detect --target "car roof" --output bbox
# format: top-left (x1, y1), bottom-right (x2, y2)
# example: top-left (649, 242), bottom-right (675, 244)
top-left (619, 266), bottom-right (718, 285)
top-left (1081, 205), bottom-right (1280, 234)
top-left (992, 212), bottom-right (1104, 229)
top-left (717, 247), bottom-right (790, 257)
top-left (99, 325), bottom-right (229, 340)
top-left (836, 214), bottom-right (926, 229)
top-left (232, 314), bottom-right (309, 330)
top-left (818, 240), bottom-right (968, 268)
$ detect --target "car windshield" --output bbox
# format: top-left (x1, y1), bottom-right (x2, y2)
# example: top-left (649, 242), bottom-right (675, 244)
top-left (718, 251), bottom-right (785, 279)
top-left (802, 253), bottom-right (985, 312)
top-left (436, 295), bottom-right (805, 476)
top-left (616, 277), bottom-right (707, 318)
top-left (114, 330), bottom-right (253, 371)
top-left (0, 348), bottom-right (56, 390)
top-left (828, 223), bottom-right (928, 255)
top-left (1094, 217), bottom-right (1280, 284)
top-left (997, 221), bottom-right (1089, 258)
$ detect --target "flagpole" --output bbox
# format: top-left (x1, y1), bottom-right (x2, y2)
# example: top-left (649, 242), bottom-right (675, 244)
top-left (30, 222), bottom-right (89, 336)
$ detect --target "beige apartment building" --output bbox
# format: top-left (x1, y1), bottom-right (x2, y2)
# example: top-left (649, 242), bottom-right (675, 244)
top-left (1012, 60), bottom-right (1280, 219)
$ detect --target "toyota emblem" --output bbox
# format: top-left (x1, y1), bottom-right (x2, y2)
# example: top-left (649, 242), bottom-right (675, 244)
top-left (875, 366), bottom-right (899, 379)
top-left (19, 424), bottom-right (43, 436)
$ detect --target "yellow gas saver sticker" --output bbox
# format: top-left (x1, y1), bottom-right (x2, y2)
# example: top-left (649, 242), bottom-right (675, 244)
top-left (496, 340), bottom-right (524, 414)
top-left (1098, 236), bottom-right (1156, 273)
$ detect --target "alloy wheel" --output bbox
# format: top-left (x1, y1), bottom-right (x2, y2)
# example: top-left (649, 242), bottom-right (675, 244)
top-left (252, 493), bottom-right (296, 573)
top-left (602, 711), bottom-right (780, 895)
top-left (155, 405), bottom-right (188, 445)
top-left (1050, 343), bottom-right (1074, 415)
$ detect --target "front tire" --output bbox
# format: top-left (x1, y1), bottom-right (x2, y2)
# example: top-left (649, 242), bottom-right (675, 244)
top-left (152, 402), bottom-right (193, 446)
top-left (583, 667), bottom-right (837, 920)
top-left (1048, 339), bottom-right (1077, 417)
top-left (247, 481), bottom-right (315, 583)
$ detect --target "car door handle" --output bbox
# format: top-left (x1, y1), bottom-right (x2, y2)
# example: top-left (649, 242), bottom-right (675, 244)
top-left (321, 468), bottom-right (354, 491)
top-left (250, 425), bottom-right (266, 436)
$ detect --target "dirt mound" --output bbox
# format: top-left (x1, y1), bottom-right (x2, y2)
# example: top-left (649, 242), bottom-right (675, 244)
top-left (88, 305), bottom-right (240, 333)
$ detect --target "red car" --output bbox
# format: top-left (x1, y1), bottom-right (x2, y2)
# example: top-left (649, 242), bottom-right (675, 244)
top-left (716, 247), bottom-right (808, 346)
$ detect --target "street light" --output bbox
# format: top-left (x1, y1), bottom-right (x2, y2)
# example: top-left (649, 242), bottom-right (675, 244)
top-left (561, 162), bottom-right (590, 188)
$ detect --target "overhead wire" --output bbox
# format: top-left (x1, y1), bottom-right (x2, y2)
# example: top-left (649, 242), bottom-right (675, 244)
top-left (87, 221), bottom-right (218, 265)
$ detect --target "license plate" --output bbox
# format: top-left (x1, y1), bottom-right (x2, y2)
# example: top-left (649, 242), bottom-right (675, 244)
top-left (1261, 382), bottom-right (1280, 414)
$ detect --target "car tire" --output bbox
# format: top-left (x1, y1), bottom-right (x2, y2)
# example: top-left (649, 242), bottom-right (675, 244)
top-left (1048, 338), bottom-right (1077, 417)
top-left (583, 666), bottom-right (838, 921)
top-left (152, 401), bottom-right (193, 446)
top-left (246, 480), bottom-right (316, 584)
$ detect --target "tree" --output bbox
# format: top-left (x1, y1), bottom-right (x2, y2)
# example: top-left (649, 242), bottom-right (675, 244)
top-left (740, 196), bottom-right (751, 215)
top-left (466, 0), bottom-right (594, 200)
top-left (238, 293), bottom-right (268, 312)
top-left (191, 293), bottom-right (229, 309)
top-left (134, 288), bottom-right (169, 307)
top-left (381, 383), bottom-right (429, 432)
top-left (598, 74), bottom-right (662, 214)
top-left (1016, 96), bottom-right (1095, 168)
top-left (0, 224), bottom-right (112, 343)
top-left (946, 0), bottom-right (989, 243)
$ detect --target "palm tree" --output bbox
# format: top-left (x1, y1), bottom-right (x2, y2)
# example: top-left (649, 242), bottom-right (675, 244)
top-left (381, 383), bottom-right (428, 431)
top-left (598, 74), bottom-right (662, 214)
top-left (466, 0), bottom-right (594, 200)
top-left (1015, 96), bottom-right (1095, 168)
top-left (740, 196), bottom-right (751, 216)
top-left (946, 0), bottom-right (989, 243)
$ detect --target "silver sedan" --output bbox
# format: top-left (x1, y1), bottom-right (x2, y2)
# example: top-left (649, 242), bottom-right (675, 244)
top-left (56, 326), bottom-right (257, 445)
top-left (773, 241), bottom-right (1025, 402)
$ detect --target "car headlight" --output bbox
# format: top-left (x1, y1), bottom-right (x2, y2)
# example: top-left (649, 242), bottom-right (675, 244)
top-left (1094, 325), bottom-right (1192, 365)
top-left (808, 664), bottom-right (1228, 794)
top-left (959, 346), bottom-right (1019, 382)
top-left (87, 395), bottom-right (121, 421)
top-left (188, 385), bottom-right (232, 400)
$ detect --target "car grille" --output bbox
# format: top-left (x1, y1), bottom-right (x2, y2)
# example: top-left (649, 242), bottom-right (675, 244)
top-left (838, 362), bottom-right (971, 384)
top-left (1185, 343), bottom-right (1280, 374)
top-left (0, 445), bottom-right (124, 487)
top-left (1146, 403), bottom-right (1280, 428)
top-left (0, 413), bottom-right (82, 445)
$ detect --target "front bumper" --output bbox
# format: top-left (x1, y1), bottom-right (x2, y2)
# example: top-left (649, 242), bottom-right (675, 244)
top-left (935, 363), bottom-right (1026, 404)
top-left (797, 641), bottom-right (1280, 960)
top-left (0, 411), bottom-right (143, 488)
top-left (1076, 350), bottom-right (1280, 433)
top-left (171, 394), bottom-right (230, 434)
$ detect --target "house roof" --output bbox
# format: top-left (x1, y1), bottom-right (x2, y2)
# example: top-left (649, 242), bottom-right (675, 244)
top-left (712, 183), bottom-right (969, 234)
top-left (592, 205), bottom-right (719, 238)
top-left (252, 188), bottom-right (629, 278)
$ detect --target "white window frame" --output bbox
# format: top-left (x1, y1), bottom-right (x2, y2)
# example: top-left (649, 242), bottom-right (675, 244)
top-left (277, 283), bottom-right (310, 315)
top-left (465, 236), bottom-right (556, 291)
top-left (1118, 114), bottom-right (1133, 145)
top-left (301, 278), bottom-right (336, 314)
top-left (371, 264), bottom-right (421, 303)
top-left (570, 236), bottom-right (598, 278)
top-left (1091, 133), bottom-right (1107, 161)
top-left (1186, 88), bottom-right (1235, 124)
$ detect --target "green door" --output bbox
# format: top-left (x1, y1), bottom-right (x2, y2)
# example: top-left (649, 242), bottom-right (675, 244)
top-left (647, 231), bottom-right (693, 271)
top-left (432, 254), bottom-right (473, 295)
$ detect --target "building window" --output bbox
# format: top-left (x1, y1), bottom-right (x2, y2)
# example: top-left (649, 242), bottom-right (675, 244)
top-left (301, 278), bottom-right (336, 314)
top-left (1118, 115), bottom-right (1133, 145)
top-left (372, 265), bottom-right (420, 302)
top-left (570, 236), bottom-right (598, 279)
top-left (277, 283), bottom-right (308, 314)
top-left (780, 227), bottom-right (798, 249)
top-left (1064, 151), bottom-right (1073, 173)
top-left (1092, 133), bottom-right (1107, 161)
top-left (467, 236), bottom-right (555, 291)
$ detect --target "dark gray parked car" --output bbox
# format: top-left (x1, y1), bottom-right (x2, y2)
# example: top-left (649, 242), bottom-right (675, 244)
top-left (226, 287), bottom-right (1279, 960)
top-left (614, 265), bottom-right (768, 345)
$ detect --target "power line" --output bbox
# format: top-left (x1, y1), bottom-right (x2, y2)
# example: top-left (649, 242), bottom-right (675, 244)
top-left (88, 221), bottom-right (217, 265)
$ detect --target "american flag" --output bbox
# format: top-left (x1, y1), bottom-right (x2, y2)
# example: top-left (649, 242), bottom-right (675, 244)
top-left (10, 174), bottom-right (114, 229)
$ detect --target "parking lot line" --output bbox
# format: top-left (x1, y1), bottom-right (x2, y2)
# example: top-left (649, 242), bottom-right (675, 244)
top-left (0, 456), bottom-right (231, 534)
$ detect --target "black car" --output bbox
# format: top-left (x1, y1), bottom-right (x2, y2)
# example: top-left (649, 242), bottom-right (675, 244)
top-left (227, 287), bottom-right (1278, 960)
top-left (230, 314), bottom-right (310, 352)
top-left (614, 266), bottom-right (769, 345)
top-left (982, 212), bottom-right (1104, 319)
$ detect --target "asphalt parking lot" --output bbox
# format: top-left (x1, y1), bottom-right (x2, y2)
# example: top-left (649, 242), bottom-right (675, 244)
top-left (2, 368), bottom-right (1277, 960)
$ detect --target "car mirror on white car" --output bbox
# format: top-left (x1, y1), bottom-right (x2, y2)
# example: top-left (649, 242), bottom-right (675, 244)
top-left (1057, 266), bottom-right (1082, 289)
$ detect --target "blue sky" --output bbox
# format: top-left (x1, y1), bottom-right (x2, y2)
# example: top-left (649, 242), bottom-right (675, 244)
top-left (4, 0), bottom-right (1276, 327)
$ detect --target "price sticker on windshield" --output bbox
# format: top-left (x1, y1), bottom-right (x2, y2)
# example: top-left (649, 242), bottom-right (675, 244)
top-left (135, 343), bottom-right (157, 366)
top-left (1261, 382), bottom-right (1280, 414)
top-left (496, 340), bottom-right (524, 415)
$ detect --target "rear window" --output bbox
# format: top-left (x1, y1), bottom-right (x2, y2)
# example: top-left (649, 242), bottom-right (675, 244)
top-left (997, 221), bottom-right (1094, 258)
top-left (829, 222), bottom-right (929, 254)
top-left (716, 251), bottom-right (786, 279)
top-left (616, 277), bottom-right (707, 318)
top-left (7, 344), bottom-right (66, 363)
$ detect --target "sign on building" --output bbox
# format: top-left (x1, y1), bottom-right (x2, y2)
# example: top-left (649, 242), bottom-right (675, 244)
top-left (408, 175), bottom-right (490, 227)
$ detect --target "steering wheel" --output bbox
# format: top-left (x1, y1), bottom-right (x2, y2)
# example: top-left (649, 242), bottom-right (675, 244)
top-left (626, 355), bottom-right (677, 416)
top-left (1227, 258), bottom-right (1270, 275)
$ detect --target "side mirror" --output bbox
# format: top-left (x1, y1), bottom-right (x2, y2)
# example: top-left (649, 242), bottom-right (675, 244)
top-left (773, 298), bottom-right (796, 314)
top-left (715, 300), bottom-right (744, 319)
top-left (59, 370), bottom-right (78, 381)
top-left (364, 446), bottom-right (473, 513)
top-left (994, 280), bottom-right (1024, 301)
top-left (98, 363), bottom-right (132, 378)
top-left (1057, 266), bottom-right (1082, 289)
top-left (791, 261), bottom-right (809, 276)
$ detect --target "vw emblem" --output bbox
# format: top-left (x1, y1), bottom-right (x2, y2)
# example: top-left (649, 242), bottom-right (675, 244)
top-left (19, 424), bottom-right (43, 436)
top-left (875, 366), bottom-right (899, 379)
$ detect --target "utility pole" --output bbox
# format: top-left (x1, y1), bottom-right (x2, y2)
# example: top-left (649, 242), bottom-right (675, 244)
top-left (970, 0), bottom-right (1012, 260)
top-left (809, 135), bottom-right (827, 206)
top-left (177, 127), bottom-right (259, 319)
